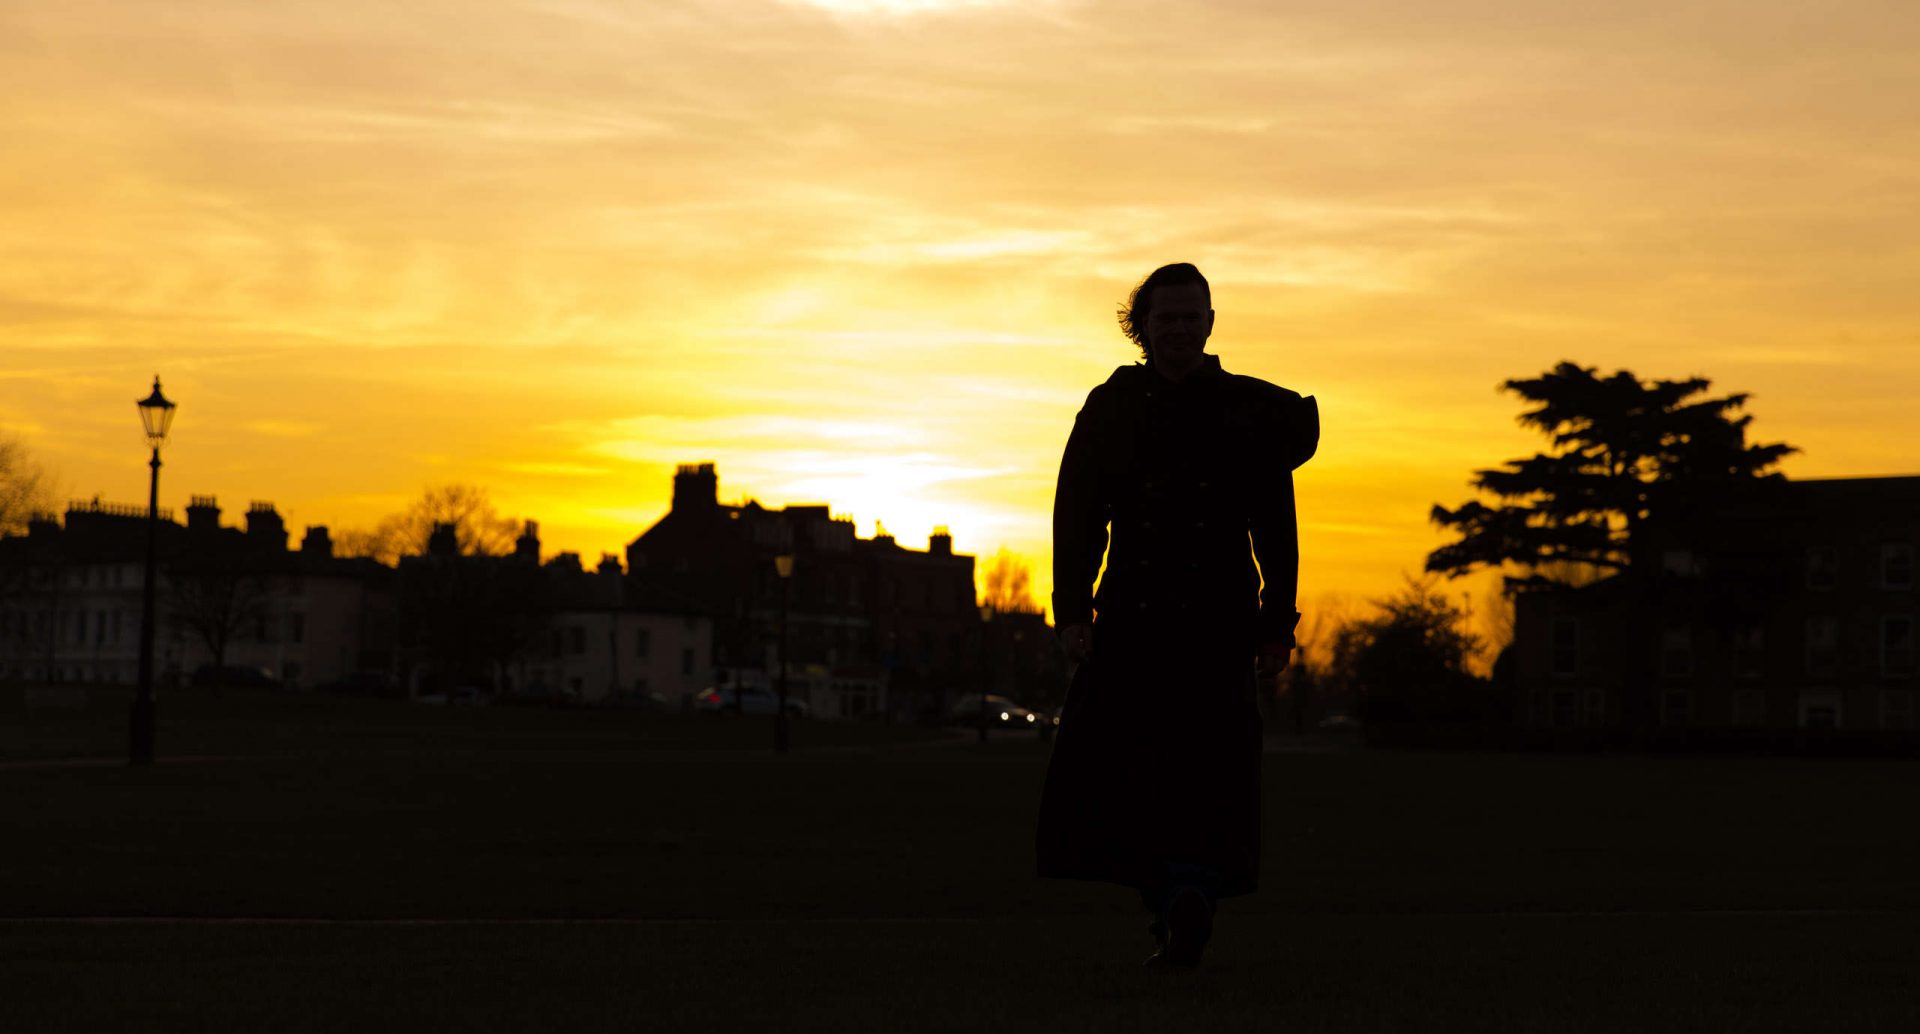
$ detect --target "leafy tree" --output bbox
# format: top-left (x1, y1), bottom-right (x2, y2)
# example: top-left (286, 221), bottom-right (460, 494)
top-left (1427, 362), bottom-right (1796, 589)
top-left (1329, 577), bottom-right (1491, 726)
top-left (980, 547), bottom-right (1040, 615)
top-left (337, 484), bottom-right (521, 564)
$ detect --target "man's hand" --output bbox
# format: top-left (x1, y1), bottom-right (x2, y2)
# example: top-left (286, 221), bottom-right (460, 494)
top-left (1060, 622), bottom-right (1094, 663)
top-left (1255, 641), bottom-right (1292, 679)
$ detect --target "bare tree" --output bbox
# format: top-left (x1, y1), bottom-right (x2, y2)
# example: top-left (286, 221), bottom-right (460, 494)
top-left (980, 547), bottom-right (1040, 615)
top-left (167, 551), bottom-right (271, 670)
top-left (0, 434), bottom-right (56, 537)
top-left (337, 484), bottom-right (521, 564)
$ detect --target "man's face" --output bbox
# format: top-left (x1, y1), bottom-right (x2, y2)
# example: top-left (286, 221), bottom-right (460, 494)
top-left (1145, 282), bottom-right (1214, 372)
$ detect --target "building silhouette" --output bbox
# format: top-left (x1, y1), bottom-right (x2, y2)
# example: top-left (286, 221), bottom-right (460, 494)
top-left (626, 463), bottom-right (983, 721)
top-left (1513, 475), bottom-right (1920, 735)
top-left (0, 497), bottom-right (393, 688)
top-left (0, 467), bottom-right (1055, 720)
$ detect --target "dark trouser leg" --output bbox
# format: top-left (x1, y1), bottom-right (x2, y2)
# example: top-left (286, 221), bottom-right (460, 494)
top-left (1141, 860), bottom-right (1222, 937)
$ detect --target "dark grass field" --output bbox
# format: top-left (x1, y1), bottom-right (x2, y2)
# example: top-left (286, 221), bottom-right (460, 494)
top-left (4, 686), bottom-right (1919, 1031)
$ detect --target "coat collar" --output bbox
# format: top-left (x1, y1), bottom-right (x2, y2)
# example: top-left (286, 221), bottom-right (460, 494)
top-left (1145, 352), bottom-right (1227, 388)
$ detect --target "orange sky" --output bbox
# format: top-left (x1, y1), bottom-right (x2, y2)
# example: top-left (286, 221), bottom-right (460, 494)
top-left (4, 0), bottom-right (1918, 634)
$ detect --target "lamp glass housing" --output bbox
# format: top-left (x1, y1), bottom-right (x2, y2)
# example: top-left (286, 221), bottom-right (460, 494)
top-left (137, 377), bottom-right (176, 446)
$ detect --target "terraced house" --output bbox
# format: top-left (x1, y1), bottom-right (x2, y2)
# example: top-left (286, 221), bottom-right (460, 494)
top-left (1512, 476), bottom-right (1920, 734)
top-left (0, 496), bottom-right (394, 690)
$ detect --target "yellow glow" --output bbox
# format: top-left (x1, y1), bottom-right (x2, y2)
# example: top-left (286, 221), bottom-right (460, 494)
top-left (4, 0), bottom-right (1918, 633)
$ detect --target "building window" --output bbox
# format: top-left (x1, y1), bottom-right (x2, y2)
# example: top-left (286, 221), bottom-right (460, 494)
top-left (1806, 546), bottom-right (1837, 590)
top-left (1661, 690), bottom-right (1691, 727)
top-left (1583, 689), bottom-right (1606, 727)
top-left (1881, 616), bottom-right (1914, 677)
top-left (1732, 689), bottom-right (1766, 727)
top-left (1882, 544), bottom-right (1914, 590)
top-left (1799, 692), bottom-right (1841, 730)
top-left (1660, 626), bottom-right (1692, 677)
top-left (1550, 690), bottom-right (1576, 728)
top-left (1883, 691), bottom-right (1914, 731)
top-left (290, 613), bottom-right (306, 645)
top-left (1661, 549), bottom-right (1700, 576)
top-left (633, 677), bottom-right (650, 694)
top-left (567, 626), bottom-right (586, 655)
top-left (1805, 616), bottom-right (1838, 677)
top-left (681, 647), bottom-right (694, 675)
top-left (635, 627), bottom-right (651, 659)
top-left (1732, 624), bottom-right (1765, 680)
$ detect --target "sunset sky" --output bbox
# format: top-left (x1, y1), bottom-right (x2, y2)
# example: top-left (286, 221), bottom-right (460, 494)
top-left (4, 0), bottom-right (1918, 629)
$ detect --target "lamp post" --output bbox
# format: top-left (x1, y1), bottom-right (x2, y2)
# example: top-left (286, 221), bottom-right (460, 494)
top-left (978, 604), bottom-right (993, 744)
top-left (774, 553), bottom-right (794, 753)
top-left (132, 376), bottom-right (175, 766)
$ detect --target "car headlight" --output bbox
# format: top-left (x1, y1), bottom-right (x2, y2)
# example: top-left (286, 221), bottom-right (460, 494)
top-left (1025, 713), bottom-right (1036, 722)
top-left (999, 711), bottom-right (1010, 720)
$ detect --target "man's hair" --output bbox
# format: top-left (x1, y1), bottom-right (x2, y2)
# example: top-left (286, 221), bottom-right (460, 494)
top-left (1117, 262), bottom-right (1210, 360)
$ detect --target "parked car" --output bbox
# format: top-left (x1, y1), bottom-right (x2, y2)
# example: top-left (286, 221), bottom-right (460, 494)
top-left (415, 686), bottom-right (487, 706)
top-left (190, 664), bottom-right (282, 690)
top-left (313, 671), bottom-right (403, 698)
top-left (947, 694), bottom-right (1044, 729)
top-left (1317, 713), bottom-right (1362, 732)
top-left (694, 686), bottom-right (810, 717)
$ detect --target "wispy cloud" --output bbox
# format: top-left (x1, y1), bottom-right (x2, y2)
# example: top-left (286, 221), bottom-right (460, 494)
top-left (5, 0), bottom-right (1920, 604)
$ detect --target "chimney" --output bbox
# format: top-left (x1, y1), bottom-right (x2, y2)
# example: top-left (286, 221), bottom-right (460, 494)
top-left (301, 525), bottom-right (333, 558)
top-left (597, 552), bottom-right (623, 576)
top-left (549, 551), bottom-right (583, 574)
top-left (673, 462), bottom-right (719, 513)
top-left (27, 513), bottom-right (58, 539)
top-left (246, 501), bottom-right (287, 550)
top-left (929, 526), bottom-right (952, 556)
top-left (187, 495), bottom-right (221, 533)
top-left (427, 522), bottom-right (459, 558)
top-left (515, 520), bottom-right (541, 564)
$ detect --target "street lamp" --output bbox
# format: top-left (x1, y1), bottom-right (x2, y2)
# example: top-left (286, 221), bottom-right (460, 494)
top-left (774, 553), bottom-right (794, 753)
top-left (132, 376), bottom-right (175, 766)
top-left (978, 604), bottom-right (993, 744)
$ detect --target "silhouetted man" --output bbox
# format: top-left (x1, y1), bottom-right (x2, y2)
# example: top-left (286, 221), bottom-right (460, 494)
top-left (1036, 262), bottom-right (1317, 968)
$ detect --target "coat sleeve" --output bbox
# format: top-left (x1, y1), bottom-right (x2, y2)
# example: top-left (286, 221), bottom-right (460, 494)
top-left (1051, 387), bottom-right (1112, 628)
top-left (1250, 393), bottom-right (1318, 647)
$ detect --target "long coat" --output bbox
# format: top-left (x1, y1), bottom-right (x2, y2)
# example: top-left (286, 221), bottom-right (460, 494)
top-left (1035, 354), bottom-right (1318, 897)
